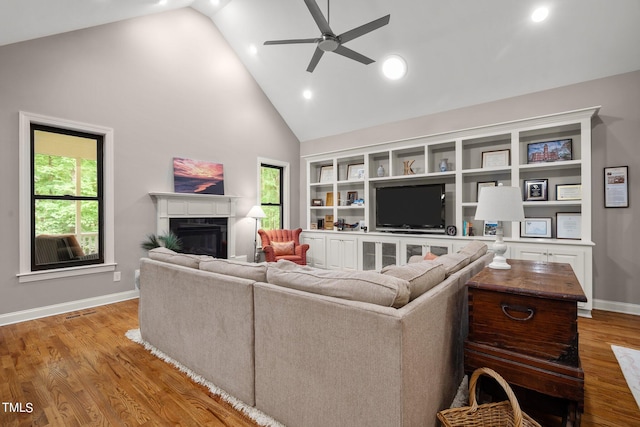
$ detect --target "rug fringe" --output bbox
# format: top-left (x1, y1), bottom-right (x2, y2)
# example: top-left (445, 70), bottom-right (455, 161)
top-left (126, 329), bottom-right (286, 427)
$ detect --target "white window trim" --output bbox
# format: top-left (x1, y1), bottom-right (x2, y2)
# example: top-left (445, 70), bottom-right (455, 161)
top-left (257, 157), bottom-right (290, 229)
top-left (18, 111), bottom-right (115, 283)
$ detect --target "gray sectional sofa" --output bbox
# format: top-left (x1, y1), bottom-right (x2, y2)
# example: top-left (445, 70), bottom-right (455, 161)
top-left (138, 242), bottom-right (492, 427)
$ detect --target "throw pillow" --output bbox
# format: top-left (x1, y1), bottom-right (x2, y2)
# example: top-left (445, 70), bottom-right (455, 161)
top-left (423, 252), bottom-right (439, 260)
top-left (434, 252), bottom-right (471, 277)
top-left (381, 261), bottom-right (446, 300)
top-left (272, 241), bottom-right (295, 256)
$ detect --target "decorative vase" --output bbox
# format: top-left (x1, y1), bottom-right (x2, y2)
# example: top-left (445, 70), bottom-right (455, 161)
top-left (377, 164), bottom-right (385, 177)
top-left (439, 158), bottom-right (448, 172)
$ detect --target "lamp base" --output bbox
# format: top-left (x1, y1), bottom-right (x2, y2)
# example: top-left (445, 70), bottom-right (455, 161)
top-left (488, 224), bottom-right (511, 270)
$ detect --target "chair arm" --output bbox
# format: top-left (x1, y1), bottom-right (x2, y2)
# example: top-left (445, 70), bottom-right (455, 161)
top-left (295, 243), bottom-right (310, 264)
top-left (262, 245), bottom-right (276, 262)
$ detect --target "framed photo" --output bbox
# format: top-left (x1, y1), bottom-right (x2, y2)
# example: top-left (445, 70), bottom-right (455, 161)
top-left (527, 139), bottom-right (572, 163)
top-left (604, 166), bottom-right (629, 208)
top-left (521, 218), bottom-right (552, 238)
top-left (310, 223), bottom-right (318, 230)
top-left (483, 220), bottom-right (498, 236)
top-left (477, 181), bottom-right (498, 200)
top-left (523, 179), bottom-right (548, 201)
top-left (556, 184), bottom-right (582, 201)
top-left (347, 191), bottom-right (358, 204)
top-left (324, 214), bottom-right (334, 230)
top-left (319, 165), bottom-right (334, 183)
top-left (347, 163), bottom-right (365, 180)
top-left (311, 198), bottom-right (323, 206)
top-left (482, 149), bottom-right (510, 168)
top-left (556, 212), bottom-right (582, 239)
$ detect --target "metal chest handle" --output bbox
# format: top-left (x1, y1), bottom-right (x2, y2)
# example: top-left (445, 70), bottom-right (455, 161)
top-left (501, 303), bottom-right (535, 321)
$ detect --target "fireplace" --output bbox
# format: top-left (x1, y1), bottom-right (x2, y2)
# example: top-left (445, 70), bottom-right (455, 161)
top-left (150, 192), bottom-right (242, 261)
top-left (170, 218), bottom-right (227, 258)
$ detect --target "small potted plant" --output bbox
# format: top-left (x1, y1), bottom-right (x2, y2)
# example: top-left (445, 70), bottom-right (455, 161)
top-left (140, 231), bottom-right (183, 251)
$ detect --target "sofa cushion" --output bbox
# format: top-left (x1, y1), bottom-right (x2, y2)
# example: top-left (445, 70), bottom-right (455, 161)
top-left (199, 258), bottom-right (268, 282)
top-left (457, 241), bottom-right (488, 262)
top-left (381, 261), bottom-right (446, 300)
top-left (266, 264), bottom-right (410, 308)
top-left (148, 247), bottom-right (207, 269)
top-left (434, 252), bottom-right (471, 276)
top-left (272, 241), bottom-right (295, 256)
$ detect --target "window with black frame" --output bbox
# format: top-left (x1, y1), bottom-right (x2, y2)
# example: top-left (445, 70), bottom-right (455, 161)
top-left (31, 124), bottom-right (104, 270)
top-left (260, 163), bottom-right (283, 230)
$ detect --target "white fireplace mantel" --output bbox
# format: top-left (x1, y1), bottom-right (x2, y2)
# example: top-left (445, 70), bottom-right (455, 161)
top-left (149, 192), bottom-right (242, 259)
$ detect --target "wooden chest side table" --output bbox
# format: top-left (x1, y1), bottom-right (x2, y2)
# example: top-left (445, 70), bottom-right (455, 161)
top-left (464, 259), bottom-right (587, 425)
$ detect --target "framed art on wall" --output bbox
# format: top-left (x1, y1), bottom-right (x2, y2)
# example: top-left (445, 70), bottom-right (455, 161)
top-left (604, 166), bottom-right (629, 208)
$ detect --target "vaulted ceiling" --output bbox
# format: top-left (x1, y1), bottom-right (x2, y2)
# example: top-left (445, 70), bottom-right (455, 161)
top-left (2, 0), bottom-right (640, 142)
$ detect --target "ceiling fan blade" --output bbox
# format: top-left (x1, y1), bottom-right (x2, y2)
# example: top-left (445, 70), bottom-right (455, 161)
top-left (338, 14), bottom-right (390, 44)
top-left (304, 0), bottom-right (332, 34)
top-left (264, 38), bottom-right (320, 45)
top-left (306, 47), bottom-right (325, 73)
top-left (333, 45), bottom-right (374, 65)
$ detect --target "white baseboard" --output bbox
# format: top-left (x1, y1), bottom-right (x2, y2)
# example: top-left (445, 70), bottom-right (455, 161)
top-left (0, 290), bottom-right (140, 326)
top-left (593, 299), bottom-right (640, 316)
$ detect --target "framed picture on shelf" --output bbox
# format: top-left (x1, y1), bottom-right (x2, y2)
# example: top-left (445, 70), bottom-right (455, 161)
top-left (347, 191), bottom-right (358, 204)
top-left (347, 163), bottom-right (365, 180)
top-left (477, 181), bottom-right (498, 200)
top-left (556, 184), bottom-right (582, 201)
top-left (481, 149), bottom-right (510, 168)
top-left (324, 214), bottom-right (334, 230)
top-left (319, 165), bottom-right (334, 183)
top-left (310, 223), bottom-right (318, 230)
top-left (325, 192), bottom-right (334, 206)
top-left (311, 198), bottom-right (323, 206)
top-left (556, 212), bottom-right (581, 239)
top-left (483, 220), bottom-right (498, 236)
top-left (523, 179), bottom-right (548, 201)
top-left (527, 139), bottom-right (572, 163)
top-left (520, 218), bottom-right (552, 238)
top-left (604, 166), bottom-right (629, 208)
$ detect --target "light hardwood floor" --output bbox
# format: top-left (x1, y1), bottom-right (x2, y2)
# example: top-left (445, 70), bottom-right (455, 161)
top-left (1, 299), bottom-right (639, 426)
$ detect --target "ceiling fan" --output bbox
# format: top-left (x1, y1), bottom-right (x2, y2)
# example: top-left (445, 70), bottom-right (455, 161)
top-left (263, 0), bottom-right (390, 73)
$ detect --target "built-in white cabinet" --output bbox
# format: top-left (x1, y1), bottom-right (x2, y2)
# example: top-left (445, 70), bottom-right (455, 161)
top-left (360, 236), bottom-right (399, 271)
top-left (302, 107), bottom-right (599, 316)
top-left (302, 234), bottom-right (326, 268)
top-left (326, 234), bottom-right (358, 271)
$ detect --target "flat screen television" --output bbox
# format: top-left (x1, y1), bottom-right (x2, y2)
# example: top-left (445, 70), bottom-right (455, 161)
top-left (375, 184), bottom-right (445, 233)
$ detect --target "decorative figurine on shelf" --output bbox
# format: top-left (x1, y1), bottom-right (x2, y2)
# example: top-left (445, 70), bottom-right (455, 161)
top-left (403, 160), bottom-right (415, 175)
top-left (377, 164), bottom-right (385, 177)
top-left (439, 158), bottom-right (448, 172)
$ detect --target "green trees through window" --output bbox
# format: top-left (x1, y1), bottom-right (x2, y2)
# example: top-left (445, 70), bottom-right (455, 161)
top-left (260, 164), bottom-right (283, 230)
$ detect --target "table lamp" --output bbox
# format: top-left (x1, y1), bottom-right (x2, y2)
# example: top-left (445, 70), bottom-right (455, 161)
top-left (247, 205), bottom-right (266, 262)
top-left (474, 184), bottom-right (525, 269)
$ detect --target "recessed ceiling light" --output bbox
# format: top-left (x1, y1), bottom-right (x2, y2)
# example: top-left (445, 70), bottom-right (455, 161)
top-left (382, 55), bottom-right (407, 80)
top-left (302, 90), bottom-right (313, 100)
top-left (210, 0), bottom-right (220, 6)
top-left (531, 7), bottom-right (549, 22)
top-left (248, 44), bottom-right (258, 55)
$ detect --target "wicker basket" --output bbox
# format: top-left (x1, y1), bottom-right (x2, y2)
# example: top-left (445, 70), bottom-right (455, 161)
top-left (437, 367), bottom-right (542, 427)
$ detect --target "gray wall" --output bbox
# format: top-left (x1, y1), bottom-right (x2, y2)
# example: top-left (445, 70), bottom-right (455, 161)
top-left (301, 70), bottom-right (640, 309)
top-left (0, 8), bottom-right (300, 315)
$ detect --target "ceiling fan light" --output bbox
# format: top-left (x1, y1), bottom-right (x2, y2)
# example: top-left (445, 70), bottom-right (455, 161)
top-left (382, 55), bottom-right (407, 80)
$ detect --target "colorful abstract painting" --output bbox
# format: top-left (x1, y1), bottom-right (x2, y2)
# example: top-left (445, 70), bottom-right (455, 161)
top-left (173, 157), bottom-right (225, 195)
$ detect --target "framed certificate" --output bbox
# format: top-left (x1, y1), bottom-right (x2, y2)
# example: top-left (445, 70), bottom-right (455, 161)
top-left (520, 218), bottom-right (552, 238)
top-left (556, 212), bottom-right (582, 239)
top-left (556, 184), bottom-right (582, 201)
top-left (481, 149), bottom-right (510, 168)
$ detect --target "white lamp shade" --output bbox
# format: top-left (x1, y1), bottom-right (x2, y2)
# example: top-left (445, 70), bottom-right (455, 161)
top-left (247, 205), bottom-right (266, 219)
top-left (475, 186), bottom-right (524, 222)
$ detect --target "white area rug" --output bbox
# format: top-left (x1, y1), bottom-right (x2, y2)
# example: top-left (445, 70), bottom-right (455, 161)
top-left (612, 344), bottom-right (640, 410)
top-left (125, 329), bottom-right (285, 427)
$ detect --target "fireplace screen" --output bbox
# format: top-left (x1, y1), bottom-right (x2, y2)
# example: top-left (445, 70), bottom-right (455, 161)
top-left (169, 218), bottom-right (227, 258)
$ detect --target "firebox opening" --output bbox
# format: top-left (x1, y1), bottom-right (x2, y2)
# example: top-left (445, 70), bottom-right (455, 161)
top-left (169, 217), bottom-right (227, 258)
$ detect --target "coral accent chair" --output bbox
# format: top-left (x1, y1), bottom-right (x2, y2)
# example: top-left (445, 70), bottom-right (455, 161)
top-left (258, 228), bottom-right (309, 265)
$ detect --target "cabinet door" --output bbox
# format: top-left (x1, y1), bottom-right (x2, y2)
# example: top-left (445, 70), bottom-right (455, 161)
top-left (513, 246), bottom-right (548, 262)
top-left (548, 249), bottom-right (585, 288)
top-left (361, 241), bottom-right (377, 271)
top-left (302, 235), bottom-right (326, 268)
top-left (381, 242), bottom-right (398, 269)
top-left (341, 238), bottom-right (358, 270)
top-left (403, 243), bottom-right (427, 264)
top-left (327, 236), bottom-right (358, 270)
